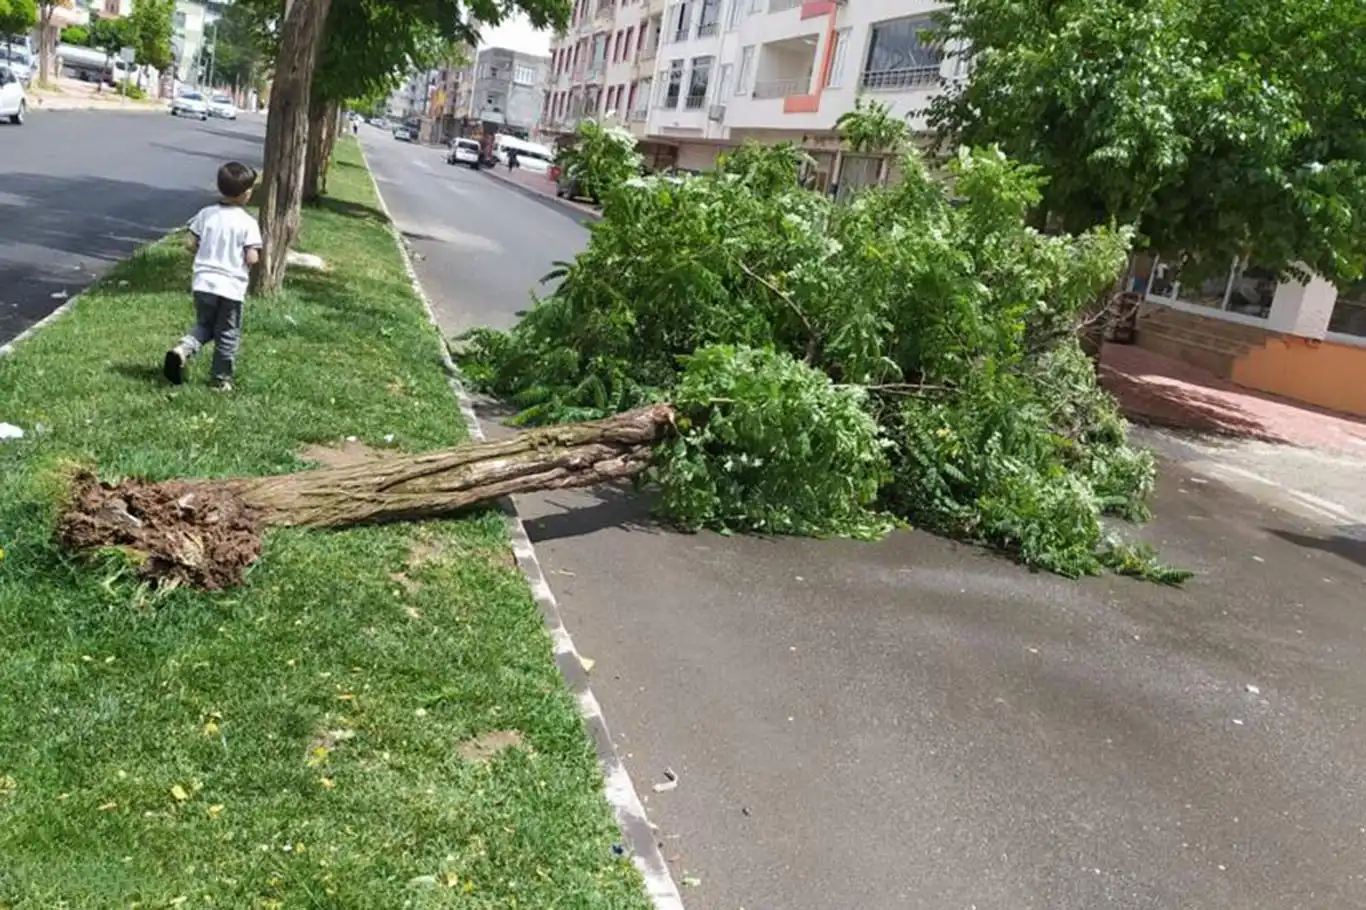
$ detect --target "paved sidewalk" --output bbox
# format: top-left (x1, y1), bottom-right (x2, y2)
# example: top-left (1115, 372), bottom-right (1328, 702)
top-left (481, 165), bottom-right (602, 219)
top-left (27, 79), bottom-right (165, 114)
top-left (1101, 343), bottom-right (1366, 455)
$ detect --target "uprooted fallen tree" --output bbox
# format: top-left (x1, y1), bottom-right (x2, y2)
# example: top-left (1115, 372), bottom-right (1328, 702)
top-left (56, 405), bottom-right (675, 589)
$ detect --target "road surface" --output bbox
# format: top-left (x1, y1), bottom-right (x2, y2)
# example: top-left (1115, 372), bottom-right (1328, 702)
top-left (0, 110), bottom-right (266, 346)
top-left (371, 129), bottom-right (1366, 909)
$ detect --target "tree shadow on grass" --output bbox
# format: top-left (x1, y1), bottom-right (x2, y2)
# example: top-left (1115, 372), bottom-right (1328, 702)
top-left (309, 196), bottom-right (388, 225)
top-left (1266, 526), bottom-right (1366, 571)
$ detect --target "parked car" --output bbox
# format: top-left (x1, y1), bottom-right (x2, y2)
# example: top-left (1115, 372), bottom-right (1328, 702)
top-left (0, 45), bottom-right (32, 87)
top-left (393, 125), bottom-right (414, 141)
top-left (0, 64), bottom-right (25, 125)
top-left (171, 91), bottom-right (209, 120)
top-left (208, 94), bottom-right (237, 119)
top-left (446, 137), bottom-right (481, 168)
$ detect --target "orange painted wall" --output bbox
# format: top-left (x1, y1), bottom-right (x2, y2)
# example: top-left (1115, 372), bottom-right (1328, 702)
top-left (1232, 336), bottom-right (1366, 418)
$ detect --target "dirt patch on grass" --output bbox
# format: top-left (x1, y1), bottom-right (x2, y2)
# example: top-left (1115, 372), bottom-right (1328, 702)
top-left (458, 730), bottom-right (526, 763)
top-left (57, 473), bottom-right (262, 590)
top-left (299, 439), bottom-right (388, 469)
top-left (390, 571), bottom-right (424, 595)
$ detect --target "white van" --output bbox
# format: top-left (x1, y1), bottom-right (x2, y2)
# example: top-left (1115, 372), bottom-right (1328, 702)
top-left (492, 135), bottom-right (555, 175)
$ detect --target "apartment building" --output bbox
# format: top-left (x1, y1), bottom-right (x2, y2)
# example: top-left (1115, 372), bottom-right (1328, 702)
top-left (543, 0), bottom-right (957, 181)
top-left (542, 0), bottom-right (675, 165)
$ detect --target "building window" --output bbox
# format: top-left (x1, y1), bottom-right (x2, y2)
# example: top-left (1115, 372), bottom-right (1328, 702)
top-left (593, 33), bottom-right (608, 65)
top-left (174, 10), bottom-right (186, 28)
top-left (662, 59), bottom-right (684, 107)
top-left (861, 15), bottom-right (944, 90)
top-left (727, 0), bottom-right (744, 28)
top-left (697, 0), bottom-right (721, 37)
top-left (836, 154), bottom-right (882, 202)
top-left (716, 62), bottom-right (733, 101)
top-left (826, 28), bottom-right (849, 87)
top-left (686, 55), bottom-right (713, 108)
top-left (670, 1), bottom-right (691, 42)
top-left (514, 64), bottom-right (536, 85)
top-left (1330, 283), bottom-right (1366, 338)
top-left (735, 45), bottom-right (754, 95)
top-left (1146, 258), bottom-right (1274, 320)
top-left (624, 27), bottom-right (635, 61)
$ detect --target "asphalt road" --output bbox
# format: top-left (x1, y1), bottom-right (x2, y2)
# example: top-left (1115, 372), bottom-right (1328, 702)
top-left (0, 110), bottom-right (266, 346)
top-left (368, 130), bottom-right (1366, 909)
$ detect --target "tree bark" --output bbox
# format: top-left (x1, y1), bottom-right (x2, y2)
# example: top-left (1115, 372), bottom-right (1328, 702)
top-left (57, 405), bottom-right (676, 589)
top-left (302, 94), bottom-right (331, 203)
top-left (252, 0), bottom-right (333, 294)
top-left (235, 404), bottom-right (674, 527)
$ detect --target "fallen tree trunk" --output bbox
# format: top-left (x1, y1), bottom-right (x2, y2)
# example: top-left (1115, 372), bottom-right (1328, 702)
top-left (57, 404), bottom-right (675, 590)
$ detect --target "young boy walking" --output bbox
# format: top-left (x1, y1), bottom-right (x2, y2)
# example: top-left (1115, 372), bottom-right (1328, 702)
top-left (163, 161), bottom-right (263, 391)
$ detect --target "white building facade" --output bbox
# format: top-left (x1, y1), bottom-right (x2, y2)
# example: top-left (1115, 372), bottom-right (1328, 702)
top-left (543, 0), bottom-right (958, 181)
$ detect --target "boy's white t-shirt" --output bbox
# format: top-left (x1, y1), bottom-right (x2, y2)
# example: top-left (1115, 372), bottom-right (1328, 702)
top-left (188, 203), bottom-right (263, 302)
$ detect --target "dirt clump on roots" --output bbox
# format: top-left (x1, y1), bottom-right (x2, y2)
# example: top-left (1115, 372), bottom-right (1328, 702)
top-left (57, 473), bottom-right (264, 590)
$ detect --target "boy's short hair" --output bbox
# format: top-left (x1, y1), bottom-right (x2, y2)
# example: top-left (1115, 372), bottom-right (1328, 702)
top-left (217, 162), bottom-right (258, 198)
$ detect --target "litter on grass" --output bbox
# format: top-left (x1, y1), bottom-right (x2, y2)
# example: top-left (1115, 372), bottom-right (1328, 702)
top-left (0, 423), bottom-right (23, 441)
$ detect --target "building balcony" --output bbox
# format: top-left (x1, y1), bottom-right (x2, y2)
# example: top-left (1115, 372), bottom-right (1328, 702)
top-left (696, 21), bottom-right (719, 38)
top-left (768, 0), bottom-right (801, 12)
top-left (860, 65), bottom-right (941, 91)
top-left (595, 1), bottom-right (613, 24)
top-left (630, 107), bottom-right (648, 122)
top-left (752, 76), bottom-right (810, 99)
top-left (683, 90), bottom-right (708, 110)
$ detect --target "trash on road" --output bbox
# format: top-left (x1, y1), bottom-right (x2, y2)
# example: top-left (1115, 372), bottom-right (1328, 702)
top-left (1245, 684), bottom-right (1261, 695)
top-left (50, 290), bottom-right (69, 300)
top-left (652, 768), bottom-right (679, 792)
top-left (681, 876), bottom-right (701, 888)
top-left (0, 423), bottom-right (24, 441)
top-left (579, 654), bottom-right (596, 674)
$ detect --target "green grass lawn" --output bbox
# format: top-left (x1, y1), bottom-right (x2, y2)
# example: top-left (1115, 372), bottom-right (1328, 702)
top-left (0, 140), bottom-right (650, 909)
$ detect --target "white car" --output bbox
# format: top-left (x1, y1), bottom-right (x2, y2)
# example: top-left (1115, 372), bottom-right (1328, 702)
top-left (208, 94), bottom-right (237, 119)
top-left (0, 46), bottom-right (32, 87)
top-left (446, 137), bottom-right (481, 168)
top-left (392, 125), bottom-right (414, 142)
top-left (171, 91), bottom-right (209, 120)
top-left (0, 65), bottom-right (24, 125)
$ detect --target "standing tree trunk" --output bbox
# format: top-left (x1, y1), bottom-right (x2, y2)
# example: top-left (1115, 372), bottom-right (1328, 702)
top-left (302, 97), bottom-right (339, 203)
top-left (252, 0), bottom-right (333, 294)
top-left (37, 3), bottom-right (54, 85)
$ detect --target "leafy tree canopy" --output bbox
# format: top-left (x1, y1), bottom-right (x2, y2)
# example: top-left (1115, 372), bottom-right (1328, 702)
top-left (930, 0), bottom-right (1366, 282)
top-left (313, 0), bottom-right (566, 105)
top-left (0, 0), bottom-right (38, 39)
top-left (128, 0), bottom-right (175, 72)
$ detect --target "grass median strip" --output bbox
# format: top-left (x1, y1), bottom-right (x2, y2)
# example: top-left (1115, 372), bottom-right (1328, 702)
top-left (0, 139), bottom-right (651, 908)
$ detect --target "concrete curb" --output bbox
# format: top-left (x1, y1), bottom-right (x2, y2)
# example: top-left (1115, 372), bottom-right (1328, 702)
top-left (0, 292), bottom-right (85, 359)
top-left (480, 167), bottom-right (604, 220)
top-left (30, 100), bottom-right (164, 114)
top-left (357, 140), bottom-right (685, 910)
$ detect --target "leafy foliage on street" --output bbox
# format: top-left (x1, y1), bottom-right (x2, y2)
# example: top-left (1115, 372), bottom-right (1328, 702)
top-left (930, 0), bottom-right (1366, 284)
top-left (459, 114), bottom-right (1187, 581)
top-left (554, 118), bottom-right (643, 203)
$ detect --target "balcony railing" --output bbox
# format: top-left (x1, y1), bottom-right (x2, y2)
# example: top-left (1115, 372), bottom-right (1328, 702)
top-left (638, 41), bottom-right (658, 63)
top-left (587, 62), bottom-right (605, 80)
top-left (860, 65), bottom-right (941, 90)
top-left (696, 21), bottom-right (719, 38)
top-left (672, 26), bottom-right (689, 42)
top-left (630, 107), bottom-right (648, 121)
top-left (768, 0), bottom-right (800, 11)
top-left (752, 76), bottom-right (809, 98)
top-left (684, 90), bottom-right (708, 109)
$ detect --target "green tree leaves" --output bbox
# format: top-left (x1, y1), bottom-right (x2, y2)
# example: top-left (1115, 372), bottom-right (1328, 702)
top-left (931, 0), bottom-right (1366, 283)
top-left (455, 141), bottom-right (1177, 579)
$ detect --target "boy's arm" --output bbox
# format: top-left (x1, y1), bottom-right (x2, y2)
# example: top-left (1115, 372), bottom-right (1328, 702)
top-left (243, 217), bottom-right (264, 267)
top-left (186, 208), bottom-right (203, 253)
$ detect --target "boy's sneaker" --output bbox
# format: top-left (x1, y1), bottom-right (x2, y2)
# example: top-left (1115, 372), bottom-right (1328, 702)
top-left (210, 379), bottom-right (234, 393)
top-left (162, 346), bottom-right (187, 385)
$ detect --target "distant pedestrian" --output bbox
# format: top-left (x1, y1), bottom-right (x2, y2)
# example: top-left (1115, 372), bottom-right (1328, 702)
top-left (351, 118), bottom-right (358, 136)
top-left (507, 147), bottom-right (519, 172)
top-left (162, 162), bottom-right (263, 392)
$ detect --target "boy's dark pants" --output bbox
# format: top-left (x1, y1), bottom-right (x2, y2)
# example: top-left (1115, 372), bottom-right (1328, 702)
top-left (180, 291), bottom-right (243, 381)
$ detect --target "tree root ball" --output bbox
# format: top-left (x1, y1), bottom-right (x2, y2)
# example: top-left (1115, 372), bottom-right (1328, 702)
top-left (57, 473), bottom-right (264, 590)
